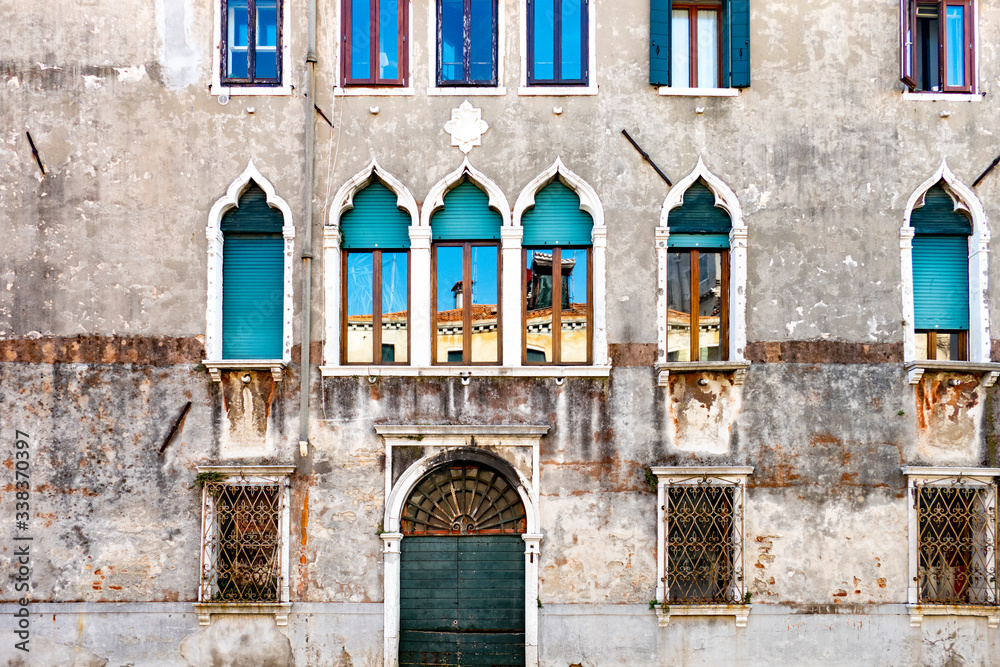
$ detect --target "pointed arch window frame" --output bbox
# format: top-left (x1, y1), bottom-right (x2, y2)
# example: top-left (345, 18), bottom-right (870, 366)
top-left (655, 158), bottom-right (748, 386)
top-left (204, 162), bottom-right (295, 382)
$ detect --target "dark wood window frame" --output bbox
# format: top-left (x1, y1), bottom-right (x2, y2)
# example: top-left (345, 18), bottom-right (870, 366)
top-left (916, 330), bottom-right (969, 361)
top-left (522, 246), bottom-right (593, 365)
top-left (673, 3), bottom-right (723, 89)
top-left (341, 0), bottom-right (409, 86)
top-left (901, 0), bottom-right (975, 93)
top-left (437, 0), bottom-right (499, 86)
top-left (526, 0), bottom-right (589, 86)
top-left (667, 248), bottom-right (730, 362)
top-left (221, 0), bottom-right (284, 86)
top-left (341, 249), bottom-right (412, 365)
top-left (432, 241), bottom-right (502, 365)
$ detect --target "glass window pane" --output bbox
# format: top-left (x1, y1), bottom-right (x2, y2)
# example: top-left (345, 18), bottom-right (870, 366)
top-left (470, 245), bottom-right (498, 363)
top-left (257, 1), bottom-right (278, 46)
top-left (561, 248), bottom-right (588, 363)
top-left (671, 10), bottom-right (690, 88)
top-left (560, 0), bottom-right (583, 81)
top-left (470, 0), bottom-right (495, 82)
top-left (440, 0), bottom-right (464, 82)
top-left (436, 246), bottom-right (464, 363)
top-left (255, 51), bottom-right (278, 79)
top-left (351, 0), bottom-right (371, 79)
top-left (915, 332), bottom-right (929, 360)
top-left (381, 252), bottom-right (408, 363)
top-left (526, 250), bottom-right (554, 363)
top-left (667, 252), bottom-right (692, 361)
top-left (696, 10), bottom-right (718, 88)
top-left (916, 12), bottom-right (940, 91)
top-left (379, 0), bottom-right (400, 80)
top-left (227, 0), bottom-right (249, 78)
top-left (533, 0), bottom-right (555, 80)
top-left (698, 252), bottom-right (723, 361)
top-left (346, 253), bottom-right (374, 363)
top-left (945, 6), bottom-right (965, 87)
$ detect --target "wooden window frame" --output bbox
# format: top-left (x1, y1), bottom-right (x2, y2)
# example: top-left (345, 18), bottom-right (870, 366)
top-left (673, 3), bottom-right (723, 89)
top-left (437, 0), bottom-right (499, 86)
top-left (221, 0), bottom-right (284, 86)
top-left (667, 248), bottom-right (730, 362)
top-left (341, 249), bottom-right (412, 365)
top-left (526, 0), bottom-right (589, 86)
top-left (901, 0), bottom-right (975, 93)
top-left (521, 246), bottom-right (593, 366)
top-left (341, 0), bottom-right (409, 87)
top-left (916, 330), bottom-right (969, 361)
top-left (431, 241), bottom-right (503, 365)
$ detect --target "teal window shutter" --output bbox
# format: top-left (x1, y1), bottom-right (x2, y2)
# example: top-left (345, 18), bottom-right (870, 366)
top-left (668, 233), bottom-right (729, 249)
top-left (911, 184), bottom-right (973, 235)
top-left (912, 235), bottom-right (969, 331)
top-left (726, 0), bottom-right (750, 88)
top-left (522, 181), bottom-right (594, 246)
top-left (668, 180), bottom-right (733, 235)
top-left (341, 180), bottom-right (411, 249)
top-left (431, 181), bottom-right (503, 241)
top-left (220, 184), bottom-right (283, 233)
top-left (650, 0), bottom-right (672, 86)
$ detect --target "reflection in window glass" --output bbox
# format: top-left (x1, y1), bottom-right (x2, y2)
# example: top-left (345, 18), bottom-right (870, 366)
top-left (697, 10), bottom-right (719, 88)
top-left (945, 6), bottom-right (965, 87)
top-left (470, 245), bottom-right (499, 363)
top-left (526, 250), bottom-right (554, 362)
top-left (346, 253), bottom-right (374, 363)
top-left (378, 0), bottom-right (399, 80)
top-left (670, 10), bottom-right (690, 88)
top-left (560, 0), bottom-right (582, 81)
top-left (381, 252), bottom-right (408, 363)
top-left (667, 252), bottom-right (692, 361)
top-left (561, 248), bottom-right (588, 363)
top-left (698, 252), bottom-right (722, 361)
top-left (469, 0), bottom-right (494, 82)
top-left (255, 1), bottom-right (278, 79)
top-left (440, 0), bottom-right (464, 81)
top-left (351, 0), bottom-right (372, 79)
top-left (436, 246), bottom-right (464, 363)
top-left (533, 0), bottom-right (556, 81)
top-left (227, 0), bottom-right (250, 79)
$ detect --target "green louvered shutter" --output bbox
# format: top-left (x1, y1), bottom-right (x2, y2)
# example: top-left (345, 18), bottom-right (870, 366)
top-left (913, 236), bottom-right (969, 331)
top-left (223, 236), bottom-right (284, 359)
top-left (911, 185), bottom-right (973, 235)
top-left (650, 0), bottom-right (672, 86)
top-left (522, 181), bottom-right (593, 246)
top-left (726, 0), bottom-right (751, 88)
top-left (668, 233), bottom-right (729, 248)
top-left (432, 182), bottom-right (503, 241)
top-left (341, 181), bottom-right (411, 249)
top-left (667, 180), bottom-right (732, 247)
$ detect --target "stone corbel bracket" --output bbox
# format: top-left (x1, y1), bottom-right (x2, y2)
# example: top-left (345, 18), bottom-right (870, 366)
top-left (903, 361), bottom-right (1000, 387)
top-left (655, 361), bottom-right (750, 388)
top-left (203, 361), bottom-right (286, 383)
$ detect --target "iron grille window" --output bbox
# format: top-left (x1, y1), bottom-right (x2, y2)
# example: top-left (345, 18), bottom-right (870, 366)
top-left (200, 477), bottom-right (288, 603)
top-left (915, 480), bottom-right (998, 605)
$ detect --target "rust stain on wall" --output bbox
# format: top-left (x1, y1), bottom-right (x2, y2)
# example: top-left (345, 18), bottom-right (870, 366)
top-left (0, 335), bottom-right (204, 364)
top-left (220, 370), bottom-right (275, 437)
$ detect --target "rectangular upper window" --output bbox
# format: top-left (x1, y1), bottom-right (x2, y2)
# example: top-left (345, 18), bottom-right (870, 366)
top-left (527, 0), bottom-right (589, 86)
top-left (438, 0), bottom-right (498, 86)
top-left (222, 0), bottom-right (282, 85)
top-left (343, 0), bottom-right (408, 86)
top-left (650, 0), bottom-right (749, 89)
top-left (901, 0), bottom-right (975, 93)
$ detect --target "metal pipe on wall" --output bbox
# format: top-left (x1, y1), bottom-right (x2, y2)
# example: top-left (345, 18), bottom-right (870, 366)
top-left (299, 0), bottom-right (318, 456)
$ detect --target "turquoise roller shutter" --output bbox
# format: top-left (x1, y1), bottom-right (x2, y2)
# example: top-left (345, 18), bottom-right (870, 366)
top-left (913, 235), bottom-right (969, 331)
top-left (522, 181), bottom-right (594, 246)
top-left (221, 184), bottom-right (284, 233)
top-left (668, 233), bottom-right (729, 248)
top-left (650, 0), bottom-right (672, 86)
top-left (727, 0), bottom-right (751, 88)
top-left (912, 184), bottom-right (973, 235)
top-left (668, 181), bottom-right (732, 234)
top-left (431, 181), bottom-right (503, 241)
top-left (223, 235), bottom-right (285, 359)
top-left (341, 181), bottom-right (412, 249)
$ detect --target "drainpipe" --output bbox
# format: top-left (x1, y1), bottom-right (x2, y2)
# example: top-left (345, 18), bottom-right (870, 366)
top-left (299, 0), bottom-right (317, 457)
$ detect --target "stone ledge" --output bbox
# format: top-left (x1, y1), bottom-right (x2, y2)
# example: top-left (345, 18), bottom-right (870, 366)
top-left (654, 604), bottom-right (750, 627)
top-left (193, 602), bottom-right (292, 627)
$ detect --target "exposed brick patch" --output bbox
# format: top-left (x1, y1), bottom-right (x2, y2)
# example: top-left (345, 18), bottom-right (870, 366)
top-left (0, 335), bottom-right (205, 365)
top-left (745, 341), bottom-right (903, 364)
top-left (290, 341), bottom-right (325, 365)
top-left (609, 343), bottom-right (657, 367)
top-left (992, 339), bottom-right (1000, 362)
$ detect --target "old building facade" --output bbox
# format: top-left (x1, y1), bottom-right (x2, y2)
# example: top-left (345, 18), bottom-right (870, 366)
top-left (3, 0), bottom-right (1000, 665)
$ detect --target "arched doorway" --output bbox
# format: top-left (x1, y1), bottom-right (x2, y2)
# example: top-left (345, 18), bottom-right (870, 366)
top-left (398, 461), bottom-right (527, 666)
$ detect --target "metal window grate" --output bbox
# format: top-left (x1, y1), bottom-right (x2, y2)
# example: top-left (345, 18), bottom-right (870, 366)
top-left (201, 481), bottom-right (284, 603)
top-left (665, 478), bottom-right (744, 604)
top-left (916, 479), bottom-right (998, 605)
top-left (401, 463), bottom-right (526, 535)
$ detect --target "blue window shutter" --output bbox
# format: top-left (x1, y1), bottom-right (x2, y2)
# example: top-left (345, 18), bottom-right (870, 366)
top-left (522, 181), bottom-right (594, 246)
top-left (911, 184), bottom-right (973, 235)
top-left (341, 181), bottom-right (411, 249)
top-left (223, 236), bottom-right (285, 359)
top-left (912, 235), bottom-right (969, 331)
top-left (650, 0), bottom-right (672, 86)
top-left (667, 181), bottom-right (733, 234)
top-left (668, 233), bottom-right (729, 249)
top-left (431, 181), bottom-right (503, 241)
top-left (727, 0), bottom-right (750, 88)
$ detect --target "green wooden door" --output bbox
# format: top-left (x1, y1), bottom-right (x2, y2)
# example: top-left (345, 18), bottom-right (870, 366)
top-left (399, 535), bottom-right (525, 666)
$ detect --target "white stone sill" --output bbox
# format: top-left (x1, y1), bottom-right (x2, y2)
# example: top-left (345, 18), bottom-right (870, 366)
top-left (194, 602), bottom-right (292, 626)
top-left (203, 360), bottom-right (287, 383)
top-left (427, 87), bottom-right (507, 96)
top-left (654, 604), bottom-right (750, 627)
top-left (517, 85), bottom-right (598, 96)
top-left (902, 92), bottom-right (982, 102)
top-left (334, 87), bottom-right (415, 97)
top-left (655, 361), bottom-right (750, 387)
top-left (903, 360), bottom-right (1000, 386)
top-left (212, 84), bottom-right (292, 97)
top-left (901, 465), bottom-right (1000, 480)
top-left (657, 86), bottom-right (739, 97)
top-left (907, 604), bottom-right (999, 628)
top-left (321, 365), bottom-right (610, 378)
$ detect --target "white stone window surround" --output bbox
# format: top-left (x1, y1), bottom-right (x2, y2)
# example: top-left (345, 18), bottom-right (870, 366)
top-left (657, 87), bottom-right (739, 97)
top-left (655, 157), bottom-right (748, 387)
top-left (210, 0), bottom-right (293, 97)
top-left (426, 0), bottom-right (507, 96)
top-left (205, 161), bottom-right (295, 382)
top-left (194, 465), bottom-right (295, 626)
top-left (377, 424), bottom-right (548, 667)
top-left (900, 159), bottom-right (997, 384)
top-left (516, 0), bottom-right (598, 96)
top-left (901, 466), bottom-right (1000, 628)
top-left (651, 465), bottom-right (753, 627)
top-left (900, 0), bottom-right (981, 99)
top-left (333, 0), bottom-right (416, 97)
top-left (320, 156), bottom-right (611, 376)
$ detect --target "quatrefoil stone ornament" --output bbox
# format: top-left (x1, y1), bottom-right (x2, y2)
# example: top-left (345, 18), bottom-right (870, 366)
top-left (444, 100), bottom-right (489, 154)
